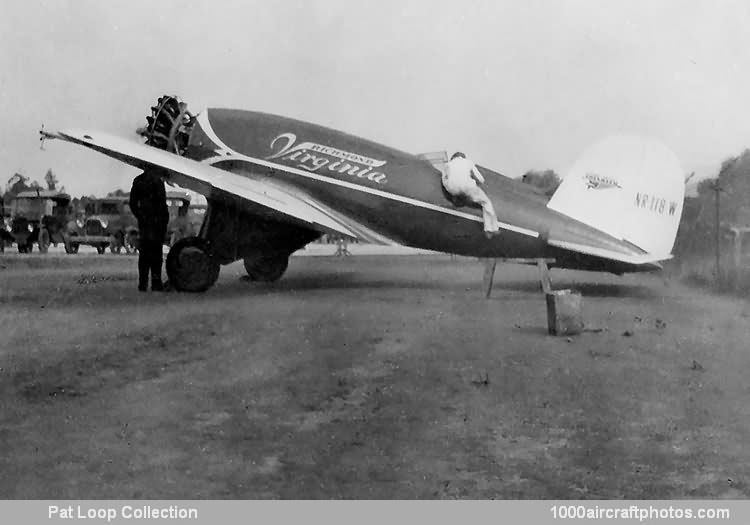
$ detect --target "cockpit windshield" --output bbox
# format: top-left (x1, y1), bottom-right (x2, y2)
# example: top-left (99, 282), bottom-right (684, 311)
top-left (416, 151), bottom-right (448, 175)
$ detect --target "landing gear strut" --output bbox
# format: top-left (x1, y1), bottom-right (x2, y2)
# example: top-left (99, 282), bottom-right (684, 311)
top-left (166, 236), bottom-right (220, 292)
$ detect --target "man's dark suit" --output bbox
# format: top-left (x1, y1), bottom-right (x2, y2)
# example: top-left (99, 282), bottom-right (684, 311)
top-left (129, 171), bottom-right (169, 291)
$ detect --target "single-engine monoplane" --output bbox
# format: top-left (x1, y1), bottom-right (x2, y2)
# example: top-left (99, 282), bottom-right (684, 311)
top-left (41, 95), bottom-right (685, 292)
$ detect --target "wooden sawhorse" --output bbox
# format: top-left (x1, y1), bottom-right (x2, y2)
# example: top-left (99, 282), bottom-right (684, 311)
top-left (483, 258), bottom-right (556, 298)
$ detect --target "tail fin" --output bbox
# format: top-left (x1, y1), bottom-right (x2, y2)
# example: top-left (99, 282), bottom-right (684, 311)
top-left (547, 134), bottom-right (685, 258)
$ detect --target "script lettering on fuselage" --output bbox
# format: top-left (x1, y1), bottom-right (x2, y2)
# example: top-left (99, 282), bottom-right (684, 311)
top-left (266, 133), bottom-right (388, 184)
top-left (635, 192), bottom-right (679, 216)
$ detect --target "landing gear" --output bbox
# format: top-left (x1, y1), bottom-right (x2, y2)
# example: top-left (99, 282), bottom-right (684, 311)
top-left (166, 236), bottom-right (220, 292)
top-left (96, 244), bottom-right (107, 254)
top-left (243, 254), bottom-right (289, 282)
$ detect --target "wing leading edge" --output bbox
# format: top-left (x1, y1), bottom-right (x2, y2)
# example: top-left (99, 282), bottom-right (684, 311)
top-left (47, 129), bottom-right (397, 246)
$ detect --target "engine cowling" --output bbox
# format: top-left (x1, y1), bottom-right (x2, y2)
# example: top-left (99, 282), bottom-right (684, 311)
top-left (141, 95), bottom-right (194, 155)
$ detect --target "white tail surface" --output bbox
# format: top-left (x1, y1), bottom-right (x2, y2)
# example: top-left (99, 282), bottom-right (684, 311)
top-left (547, 135), bottom-right (685, 258)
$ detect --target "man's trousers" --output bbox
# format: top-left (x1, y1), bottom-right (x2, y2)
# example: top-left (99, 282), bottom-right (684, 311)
top-left (138, 238), bottom-right (164, 290)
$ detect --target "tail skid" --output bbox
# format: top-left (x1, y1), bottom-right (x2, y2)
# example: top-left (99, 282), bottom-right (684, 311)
top-left (547, 135), bottom-right (685, 260)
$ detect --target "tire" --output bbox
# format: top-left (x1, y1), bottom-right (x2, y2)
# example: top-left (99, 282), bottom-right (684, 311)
top-left (38, 229), bottom-right (51, 254)
top-left (65, 242), bottom-right (79, 254)
top-left (110, 232), bottom-right (124, 254)
top-left (96, 244), bottom-right (106, 254)
top-left (243, 254), bottom-right (289, 282)
top-left (126, 231), bottom-right (139, 254)
top-left (166, 237), bottom-right (220, 292)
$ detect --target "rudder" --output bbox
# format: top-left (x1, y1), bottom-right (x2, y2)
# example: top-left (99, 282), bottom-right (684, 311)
top-left (547, 134), bottom-right (685, 259)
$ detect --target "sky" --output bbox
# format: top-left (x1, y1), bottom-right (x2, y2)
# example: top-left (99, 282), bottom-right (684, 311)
top-left (1, 0), bottom-right (750, 198)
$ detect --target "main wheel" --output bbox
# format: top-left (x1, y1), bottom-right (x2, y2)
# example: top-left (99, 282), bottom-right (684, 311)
top-left (243, 254), bottom-right (289, 282)
top-left (166, 237), bottom-right (220, 292)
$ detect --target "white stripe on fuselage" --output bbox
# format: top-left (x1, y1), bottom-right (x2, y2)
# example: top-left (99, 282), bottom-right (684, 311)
top-left (196, 111), bottom-right (539, 239)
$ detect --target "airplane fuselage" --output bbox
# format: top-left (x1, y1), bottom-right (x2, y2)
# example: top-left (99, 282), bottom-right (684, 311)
top-left (182, 108), bottom-right (653, 273)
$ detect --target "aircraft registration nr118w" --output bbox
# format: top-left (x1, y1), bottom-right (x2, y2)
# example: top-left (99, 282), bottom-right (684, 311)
top-left (41, 95), bottom-right (685, 292)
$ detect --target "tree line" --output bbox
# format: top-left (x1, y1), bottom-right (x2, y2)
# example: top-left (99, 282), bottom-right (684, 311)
top-left (2, 169), bottom-right (63, 203)
top-left (673, 149), bottom-right (750, 260)
top-left (1, 171), bottom-right (133, 216)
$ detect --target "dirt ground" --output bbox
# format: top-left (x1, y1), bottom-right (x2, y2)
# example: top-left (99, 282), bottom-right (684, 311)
top-left (1, 248), bottom-right (750, 499)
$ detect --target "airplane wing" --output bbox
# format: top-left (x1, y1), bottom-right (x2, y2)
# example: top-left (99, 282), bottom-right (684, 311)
top-left (43, 129), bottom-right (397, 246)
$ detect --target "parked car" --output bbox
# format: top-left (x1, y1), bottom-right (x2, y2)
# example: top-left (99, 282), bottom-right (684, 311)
top-left (8, 190), bottom-right (72, 253)
top-left (1, 213), bottom-right (14, 251)
top-left (66, 196), bottom-right (139, 254)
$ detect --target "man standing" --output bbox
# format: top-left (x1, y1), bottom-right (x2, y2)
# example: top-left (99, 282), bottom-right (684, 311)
top-left (129, 169), bottom-right (169, 291)
top-left (443, 152), bottom-right (500, 237)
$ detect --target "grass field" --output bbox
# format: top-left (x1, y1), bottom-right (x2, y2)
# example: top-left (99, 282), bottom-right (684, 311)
top-left (1, 250), bottom-right (750, 498)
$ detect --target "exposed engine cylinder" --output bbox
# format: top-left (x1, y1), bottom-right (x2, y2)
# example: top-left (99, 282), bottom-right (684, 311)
top-left (141, 95), bottom-right (194, 155)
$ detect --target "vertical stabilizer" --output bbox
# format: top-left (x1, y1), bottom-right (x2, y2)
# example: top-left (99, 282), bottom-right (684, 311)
top-left (547, 135), bottom-right (685, 258)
